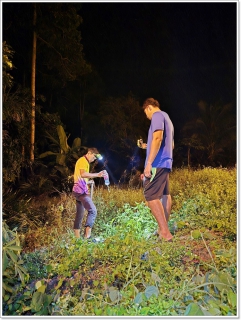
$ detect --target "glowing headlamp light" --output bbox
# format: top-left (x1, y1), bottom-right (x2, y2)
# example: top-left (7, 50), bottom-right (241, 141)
top-left (95, 153), bottom-right (103, 160)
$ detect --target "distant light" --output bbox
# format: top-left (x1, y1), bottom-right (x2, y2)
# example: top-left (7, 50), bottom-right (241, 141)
top-left (96, 153), bottom-right (103, 160)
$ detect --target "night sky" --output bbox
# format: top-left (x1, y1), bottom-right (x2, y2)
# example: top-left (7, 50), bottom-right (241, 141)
top-left (79, 2), bottom-right (237, 131)
top-left (2, 1), bottom-right (238, 172)
top-left (2, 1), bottom-right (237, 129)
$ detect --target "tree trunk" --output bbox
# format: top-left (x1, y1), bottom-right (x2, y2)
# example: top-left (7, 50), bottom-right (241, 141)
top-left (30, 3), bottom-right (37, 163)
top-left (187, 146), bottom-right (191, 168)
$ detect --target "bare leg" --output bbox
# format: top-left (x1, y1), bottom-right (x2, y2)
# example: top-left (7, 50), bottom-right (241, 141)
top-left (84, 226), bottom-right (91, 239)
top-left (147, 199), bottom-right (173, 241)
top-left (155, 195), bottom-right (172, 236)
top-left (162, 194), bottom-right (172, 222)
top-left (74, 229), bottom-right (80, 238)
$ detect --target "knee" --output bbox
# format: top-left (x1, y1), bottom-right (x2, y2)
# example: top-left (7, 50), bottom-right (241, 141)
top-left (89, 207), bottom-right (97, 217)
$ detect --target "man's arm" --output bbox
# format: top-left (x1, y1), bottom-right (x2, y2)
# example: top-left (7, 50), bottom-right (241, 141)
top-left (80, 169), bottom-right (105, 179)
top-left (144, 130), bottom-right (163, 177)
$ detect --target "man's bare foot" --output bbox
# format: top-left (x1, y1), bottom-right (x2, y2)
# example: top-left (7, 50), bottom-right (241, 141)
top-left (74, 229), bottom-right (80, 238)
top-left (84, 226), bottom-right (91, 239)
top-left (157, 234), bottom-right (173, 242)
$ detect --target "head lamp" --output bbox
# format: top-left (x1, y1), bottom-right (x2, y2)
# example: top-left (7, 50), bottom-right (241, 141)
top-left (95, 153), bottom-right (103, 160)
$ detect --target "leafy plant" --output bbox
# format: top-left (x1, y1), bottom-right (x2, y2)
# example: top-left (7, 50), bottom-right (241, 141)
top-left (2, 167), bottom-right (237, 316)
top-left (38, 125), bottom-right (86, 192)
top-left (2, 222), bottom-right (29, 301)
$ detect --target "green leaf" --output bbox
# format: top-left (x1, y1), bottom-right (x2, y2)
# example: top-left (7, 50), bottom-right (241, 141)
top-left (16, 264), bottom-right (28, 274)
top-left (57, 125), bottom-right (70, 153)
top-left (37, 285), bottom-right (46, 293)
top-left (43, 294), bottom-right (52, 307)
top-left (35, 280), bottom-right (43, 290)
top-left (177, 221), bottom-right (186, 229)
top-left (22, 306), bottom-right (32, 312)
top-left (2, 281), bottom-right (13, 293)
top-left (207, 299), bottom-right (220, 309)
top-left (2, 250), bottom-right (9, 272)
top-left (140, 307), bottom-right (150, 315)
top-left (16, 268), bottom-right (25, 284)
top-left (39, 151), bottom-right (58, 158)
top-left (145, 285), bottom-right (159, 299)
top-left (6, 249), bottom-right (18, 263)
top-left (219, 271), bottom-right (234, 286)
top-left (4, 238), bottom-right (17, 247)
top-left (56, 154), bottom-right (66, 166)
top-left (94, 308), bottom-right (103, 315)
top-left (72, 137), bottom-right (81, 149)
top-left (208, 307), bottom-right (221, 315)
top-left (219, 304), bottom-right (230, 313)
top-left (184, 302), bottom-right (204, 315)
top-left (109, 286), bottom-right (119, 302)
top-left (30, 291), bottom-right (44, 312)
top-left (81, 287), bottom-right (90, 300)
top-left (212, 271), bottom-right (234, 291)
top-left (227, 290), bottom-right (236, 308)
top-left (134, 292), bottom-right (143, 305)
top-left (69, 279), bottom-right (75, 287)
top-left (191, 230), bottom-right (202, 239)
top-left (6, 245), bottom-right (22, 251)
top-left (151, 272), bottom-right (161, 283)
top-left (203, 231), bottom-right (215, 239)
top-left (93, 280), bottom-right (99, 287)
top-left (45, 264), bottom-right (53, 273)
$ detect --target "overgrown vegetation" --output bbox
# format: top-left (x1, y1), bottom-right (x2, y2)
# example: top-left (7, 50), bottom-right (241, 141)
top-left (2, 167), bottom-right (236, 316)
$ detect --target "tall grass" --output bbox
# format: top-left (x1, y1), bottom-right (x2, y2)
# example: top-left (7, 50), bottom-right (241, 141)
top-left (2, 167), bottom-right (237, 316)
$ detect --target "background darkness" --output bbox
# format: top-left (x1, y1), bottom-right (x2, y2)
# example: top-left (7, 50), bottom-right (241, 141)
top-left (80, 2), bottom-right (236, 133)
top-left (2, 1), bottom-right (238, 181)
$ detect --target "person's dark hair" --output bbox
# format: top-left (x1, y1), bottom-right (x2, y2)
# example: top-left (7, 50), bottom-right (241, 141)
top-left (88, 147), bottom-right (99, 155)
top-left (142, 98), bottom-right (160, 109)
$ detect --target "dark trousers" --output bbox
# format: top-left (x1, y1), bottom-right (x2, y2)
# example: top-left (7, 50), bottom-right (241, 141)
top-left (72, 192), bottom-right (97, 229)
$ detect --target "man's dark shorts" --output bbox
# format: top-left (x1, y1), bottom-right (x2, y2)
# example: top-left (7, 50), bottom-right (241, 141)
top-left (143, 168), bottom-right (170, 201)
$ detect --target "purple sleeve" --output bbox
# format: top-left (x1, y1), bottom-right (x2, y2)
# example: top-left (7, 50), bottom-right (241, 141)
top-left (151, 112), bottom-right (164, 132)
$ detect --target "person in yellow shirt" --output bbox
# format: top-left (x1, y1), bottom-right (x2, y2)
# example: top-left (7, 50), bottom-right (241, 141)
top-left (72, 147), bottom-right (106, 239)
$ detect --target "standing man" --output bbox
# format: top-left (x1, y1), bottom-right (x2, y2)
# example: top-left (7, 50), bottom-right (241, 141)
top-left (138, 143), bottom-right (172, 224)
top-left (142, 98), bottom-right (174, 241)
top-left (72, 147), bottom-right (106, 239)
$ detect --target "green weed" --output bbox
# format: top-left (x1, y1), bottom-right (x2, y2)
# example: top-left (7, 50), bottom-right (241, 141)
top-left (2, 167), bottom-right (237, 316)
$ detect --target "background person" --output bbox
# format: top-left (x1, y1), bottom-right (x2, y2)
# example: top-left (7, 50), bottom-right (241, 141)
top-left (141, 97), bottom-right (174, 241)
top-left (72, 148), bottom-right (106, 239)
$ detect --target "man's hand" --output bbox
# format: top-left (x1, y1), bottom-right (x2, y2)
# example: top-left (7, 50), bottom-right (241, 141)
top-left (137, 139), bottom-right (147, 149)
top-left (87, 179), bottom-right (95, 185)
top-left (144, 162), bottom-right (152, 178)
top-left (97, 170), bottom-right (107, 178)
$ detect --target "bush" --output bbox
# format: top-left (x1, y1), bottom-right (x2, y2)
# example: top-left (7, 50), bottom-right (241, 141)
top-left (2, 167), bottom-right (237, 316)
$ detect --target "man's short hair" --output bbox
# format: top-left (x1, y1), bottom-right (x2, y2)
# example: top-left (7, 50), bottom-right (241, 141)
top-left (142, 98), bottom-right (160, 110)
